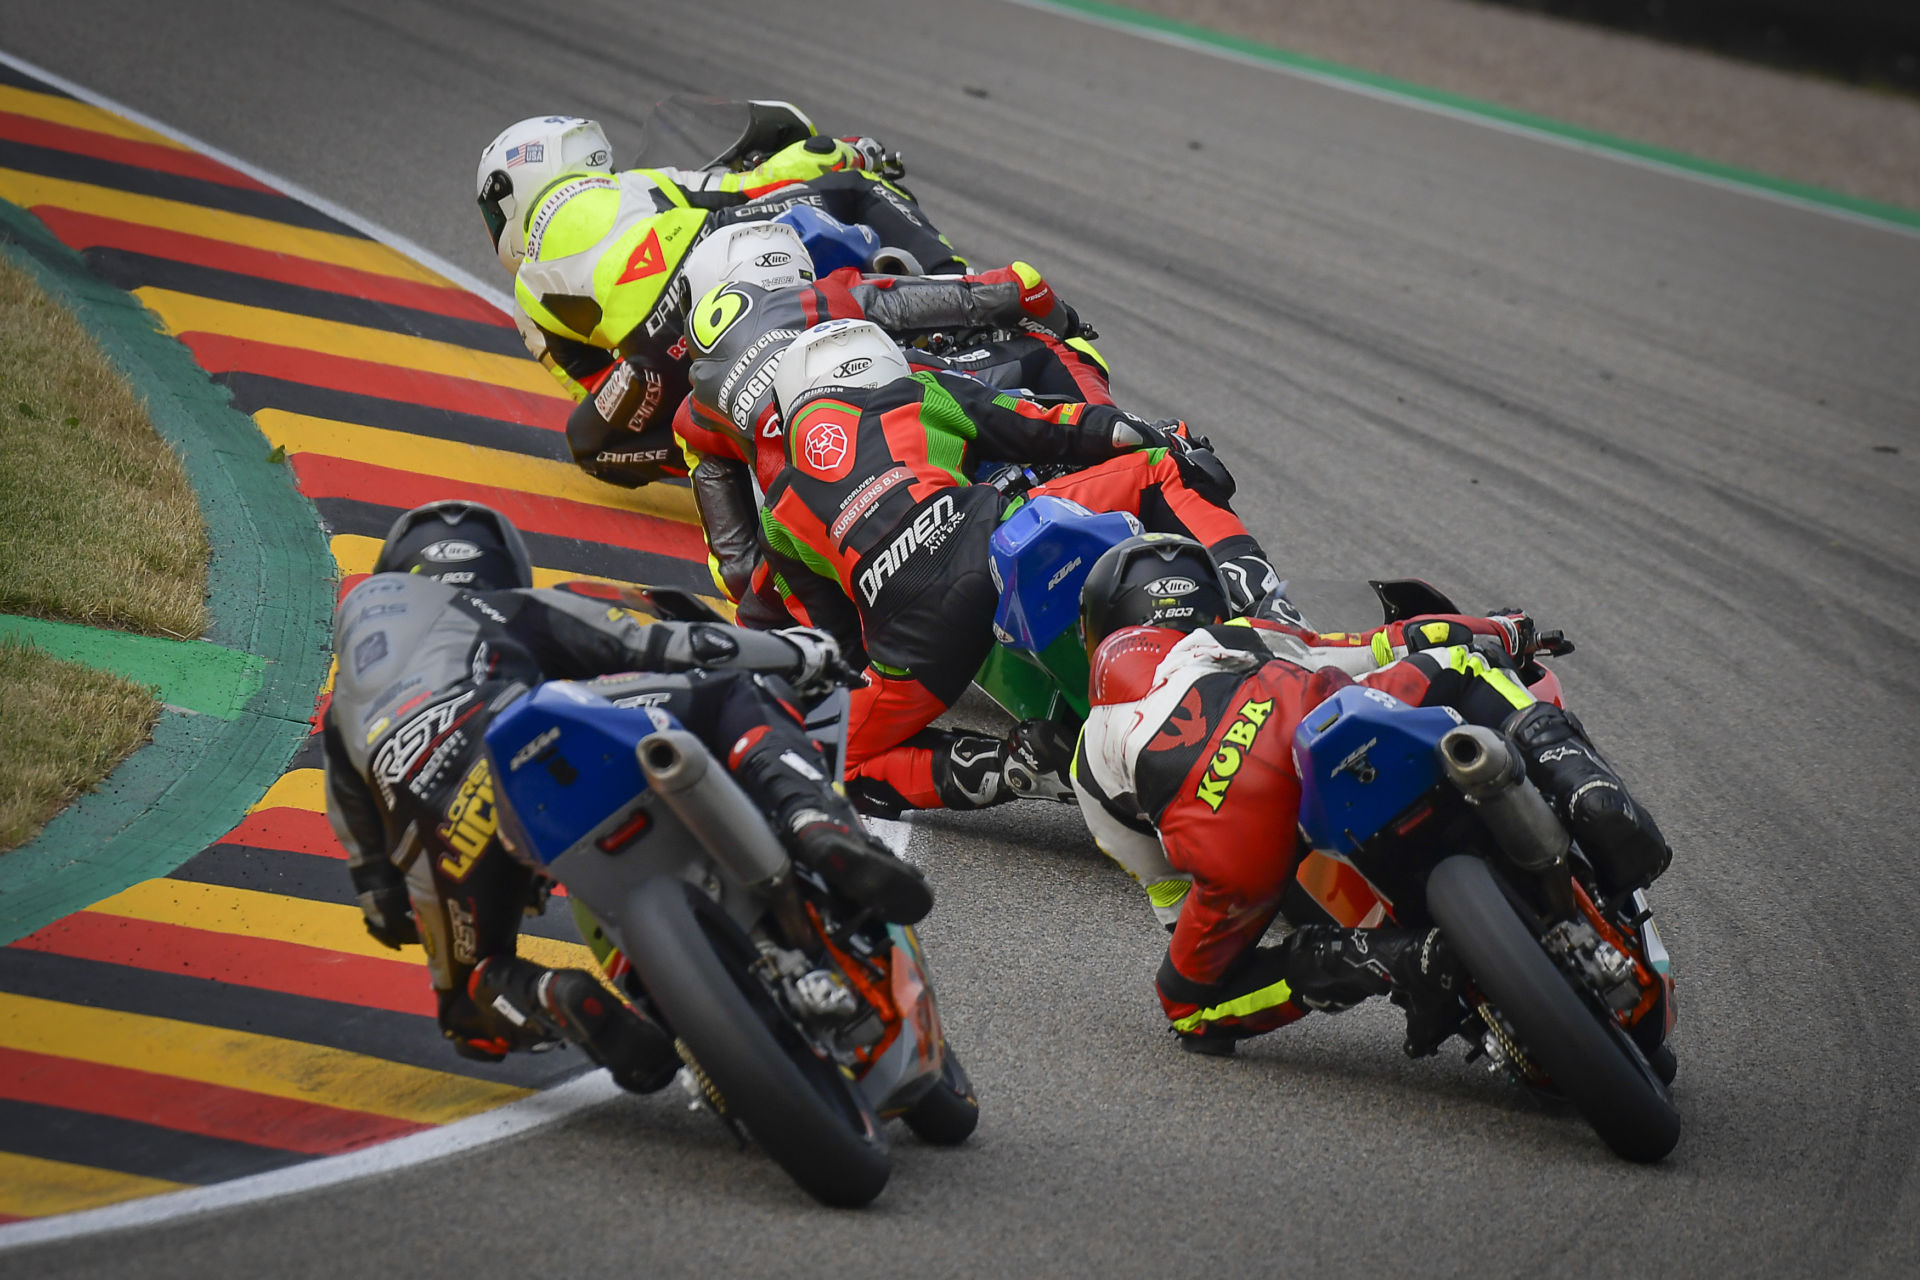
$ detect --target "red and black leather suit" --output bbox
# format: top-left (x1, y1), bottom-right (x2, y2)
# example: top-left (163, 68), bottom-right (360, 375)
top-left (1072, 615), bottom-right (1538, 1038)
top-left (680, 263), bottom-right (1110, 624)
top-left (760, 371), bottom-right (1268, 813)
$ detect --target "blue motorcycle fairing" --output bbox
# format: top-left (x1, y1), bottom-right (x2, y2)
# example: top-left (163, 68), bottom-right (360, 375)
top-left (1293, 685), bottom-right (1464, 855)
top-left (776, 204), bottom-right (881, 276)
top-left (482, 681), bottom-right (680, 867)
top-left (989, 495), bottom-right (1141, 652)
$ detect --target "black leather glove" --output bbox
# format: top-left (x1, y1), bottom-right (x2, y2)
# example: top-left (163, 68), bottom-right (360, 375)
top-left (1111, 415), bottom-right (1192, 451)
top-left (359, 884), bottom-right (419, 950)
top-left (1060, 301), bottom-right (1098, 342)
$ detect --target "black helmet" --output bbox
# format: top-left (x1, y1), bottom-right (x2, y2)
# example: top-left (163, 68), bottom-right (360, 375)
top-left (1078, 533), bottom-right (1230, 653)
top-left (373, 500), bottom-right (534, 591)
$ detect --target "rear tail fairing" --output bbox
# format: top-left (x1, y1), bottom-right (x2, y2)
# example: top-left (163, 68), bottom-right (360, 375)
top-left (976, 495), bottom-right (1140, 722)
top-left (1292, 685), bottom-right (1473, 914)
top-left (482, 681), bottom-right (757, 936)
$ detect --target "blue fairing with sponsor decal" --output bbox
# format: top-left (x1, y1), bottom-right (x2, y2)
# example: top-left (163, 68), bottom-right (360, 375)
top-left (776, 204), bottom-right (880, 275)
top-left (483, 681), bottom-right (679, 867)
top-left (1293, 685), bottom-right (1462, 854)
top-left (989, 495), bottom-right (1141, 652)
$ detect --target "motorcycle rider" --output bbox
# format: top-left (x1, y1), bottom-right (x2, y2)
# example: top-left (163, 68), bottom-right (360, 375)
top-left (323, 499), bottom-right (931, 1082)
top-left (1070, 533), bottom-right (1674, 1056)
top-left (475, 115), bottom-right (964, 490)
top-left (677, 219), bottom-right (1111, 624)
top-left (756, 319), bottom-right (1282, 816)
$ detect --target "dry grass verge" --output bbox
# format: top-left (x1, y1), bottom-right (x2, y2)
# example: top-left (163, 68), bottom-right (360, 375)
top-left (0, 637), bottom-right (161, 852)
top-left (0, 252), bottom-right (208, 638)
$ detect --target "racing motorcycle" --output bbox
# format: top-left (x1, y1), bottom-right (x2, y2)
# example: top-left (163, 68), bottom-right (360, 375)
top-left (482, 678), bottom-right (977, 1207)
top-left (975, 502), bottom-right (1679, 1159)
top-left (1289, 678), bottom-right (1680, 1162)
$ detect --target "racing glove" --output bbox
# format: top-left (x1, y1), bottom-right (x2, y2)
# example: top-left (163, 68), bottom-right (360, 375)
top-left (777, 626), bottom-right (859, 695)
top-left (358, 882), bottom-right (418, 950)
top-left (1110, 415), bottom-right (1193, 452)
top-left (840, 135), bottom-right (906, 179)
top-left (1112, 417), bottom-right (1238, 501)
top-left (974, 262), bottom-right (1082, 338)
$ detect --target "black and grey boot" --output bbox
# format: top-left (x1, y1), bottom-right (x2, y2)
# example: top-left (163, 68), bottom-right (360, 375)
top-left (470, 957), bottom-right (679, 1093)
top-left (1215, 552), bottom-right (1282, 617)
top-left (1284, 925), bottom-right (1468, 1058)
top-left (930, 731), bottom-right (1017, 810)
top-left (731, 732), bottom-right (933, 924)
top-left (1002, 719), bottom-right (1078, 803)
top-left (1504, 702), bottom-right (1671, 897)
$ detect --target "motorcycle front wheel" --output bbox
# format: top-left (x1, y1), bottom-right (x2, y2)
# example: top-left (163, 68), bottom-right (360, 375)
top-left (901, 1047), bottom-right (979, 1146)
top-left (623, 876), bottom-right (892, 1207)
top-left (1426, 855), bottom-right (1680, 1163)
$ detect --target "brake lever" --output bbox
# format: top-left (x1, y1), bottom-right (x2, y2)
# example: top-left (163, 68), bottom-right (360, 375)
top-left (1535, 629), bottom-right (1576, 658)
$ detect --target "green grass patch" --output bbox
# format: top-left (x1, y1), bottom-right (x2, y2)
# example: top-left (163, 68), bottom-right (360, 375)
top-left (0, 636), bottom-right (161, 853)
top-left (0, 252), bottom-right (208, 638)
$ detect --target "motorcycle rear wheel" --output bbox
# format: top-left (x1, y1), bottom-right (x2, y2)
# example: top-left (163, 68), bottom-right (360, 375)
top-left (1426, 855), bottom-right (1680, 1163)
top-left (623, 876), bottom-right (892, 1206)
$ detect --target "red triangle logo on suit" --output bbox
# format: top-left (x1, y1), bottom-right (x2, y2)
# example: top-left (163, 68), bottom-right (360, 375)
top-left (616, 228), bottom-right (667, 284)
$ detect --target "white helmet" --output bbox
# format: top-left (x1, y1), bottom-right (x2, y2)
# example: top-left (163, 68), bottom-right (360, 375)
top-left (772, 319), bottom-right (914, 418)
top-left (477, 116), bottom-right (614, 272)
top-left (681, 220), bottom-right (815, 304)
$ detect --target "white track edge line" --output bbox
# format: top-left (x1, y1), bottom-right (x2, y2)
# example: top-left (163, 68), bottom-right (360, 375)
top-left (0, 47), bottom-right (519, 310)
top-left (997, 0), bottom-right (1920, 241)
top-left (0, 1071), bottom-right (627, 1253)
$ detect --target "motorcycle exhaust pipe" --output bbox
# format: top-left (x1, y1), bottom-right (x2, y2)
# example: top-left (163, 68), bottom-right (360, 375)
top-left (637, 729), bottom-right (792, 891)
top-left (1437, 725), bottom-right (1570, 873)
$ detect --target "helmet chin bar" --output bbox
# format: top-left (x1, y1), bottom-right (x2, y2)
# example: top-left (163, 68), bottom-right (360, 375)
top-left (478, 171), bottom-right (513, 249)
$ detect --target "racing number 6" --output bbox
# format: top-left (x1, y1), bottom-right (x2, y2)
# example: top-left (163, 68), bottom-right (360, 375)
top-left (691, 285), bottom-right (751, 352)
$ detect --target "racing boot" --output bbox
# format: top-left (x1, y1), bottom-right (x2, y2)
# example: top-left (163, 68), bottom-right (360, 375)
top-left (1001, 719), bottom-right (1078, 803)
top-left (729, 727), bottom-right (933, 924)
top-left (1504, 702), bottom-right (1671, 898)
top-left (1215, 551), bottom-right (1282, 618)
top-left (929, 722), bottom-right (1079, 809)
top-left (1284, 925), bottom-right (1468, 1058)
top-left (469, 957), bottom-right (679, 1093)
top-left (929, 730), bottom-right (1018, 810)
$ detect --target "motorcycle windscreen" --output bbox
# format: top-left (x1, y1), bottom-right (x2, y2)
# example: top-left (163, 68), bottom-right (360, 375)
top-left (631, 96), bottom-right (816, 170)
top-left (1274, 578), bottom-right (1461, 634)
top-left (989, 495), bottom-right (1141, 652)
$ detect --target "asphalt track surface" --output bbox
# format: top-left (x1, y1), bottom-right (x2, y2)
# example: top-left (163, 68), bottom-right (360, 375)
top-left (4, 0), bottom-right (1918, 1274)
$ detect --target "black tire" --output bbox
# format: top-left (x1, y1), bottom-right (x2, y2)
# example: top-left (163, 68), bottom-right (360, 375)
top-left (902, 1048), bottom-right (979, 1146)
top-left (1426, 855), bottom-right (1680, 1163)
top-left (1628, 983), bottom-right (1678, 1085)
top-left (622, 876), bottom-right (892, 1206)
